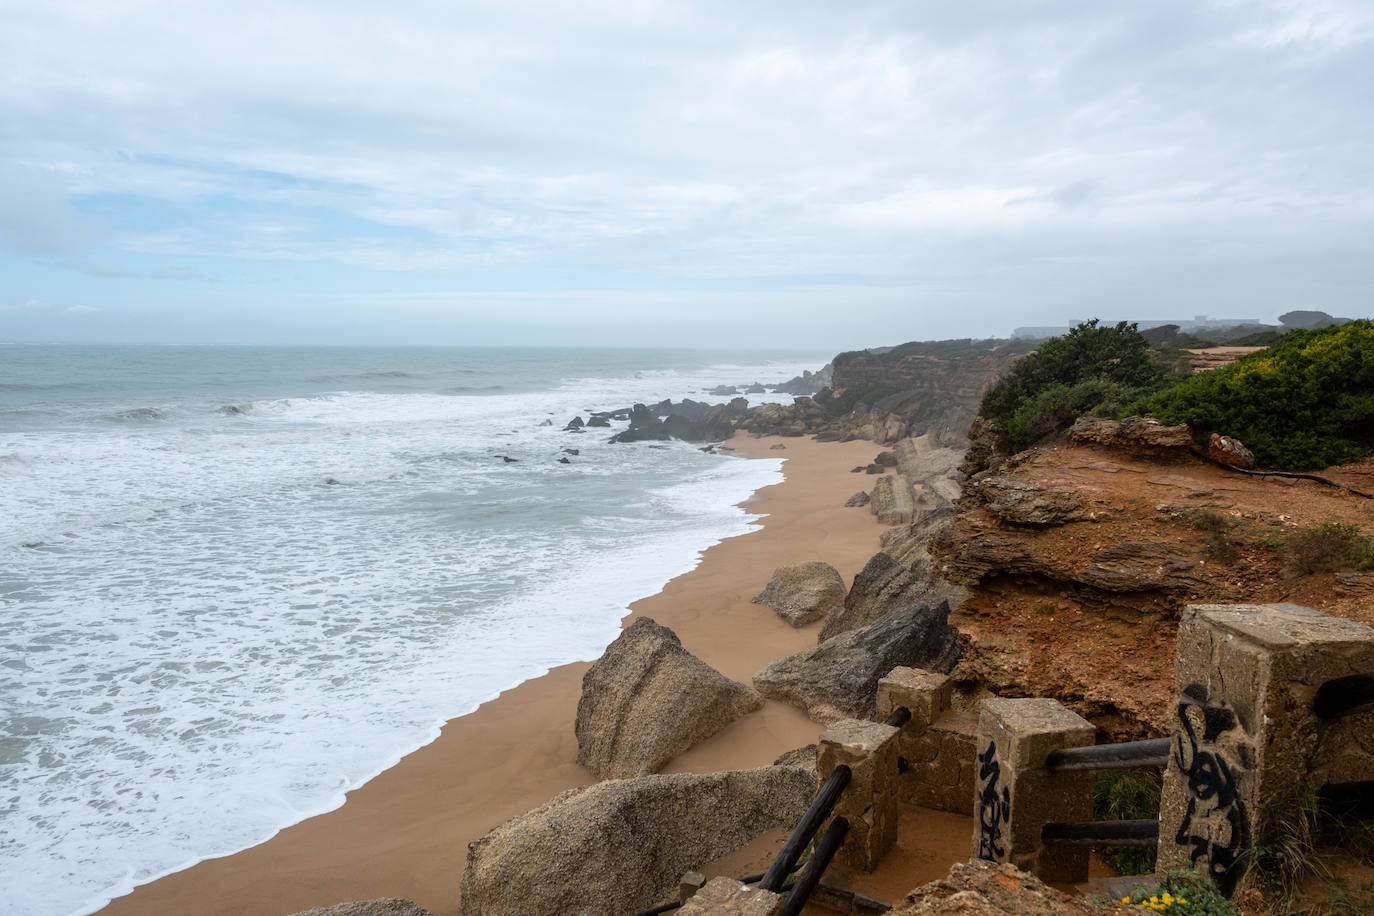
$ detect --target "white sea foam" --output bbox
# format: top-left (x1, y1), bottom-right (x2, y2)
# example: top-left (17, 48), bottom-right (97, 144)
top-left (0, 347), bottom-right (809, 916)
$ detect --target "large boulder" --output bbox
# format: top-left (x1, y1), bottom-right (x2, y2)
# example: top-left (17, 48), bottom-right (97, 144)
top-left (750, 562), bottom-right (846, 627)
top-left (461, 766), bottom-right (816, 916)
top-left (288, 901), bottom-right (431, 916)
top-left (576, 617), bottom-right (762, 779)
top-left (820, 554), bottom-right (959, 642)
top-left (753, 601), bottom-right (961, 724)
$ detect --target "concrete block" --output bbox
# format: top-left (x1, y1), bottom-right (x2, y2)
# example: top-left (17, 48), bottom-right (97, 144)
top-left (1160, 603), bottom-right (1374, 897)
top-left (972, 698), bottom-right (1095, 884)
top-left (819, 718), bottom-right (900, 871)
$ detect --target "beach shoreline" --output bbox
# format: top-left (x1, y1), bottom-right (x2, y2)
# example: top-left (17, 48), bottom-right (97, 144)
top-left (95, 433), bottom-right (887, 916)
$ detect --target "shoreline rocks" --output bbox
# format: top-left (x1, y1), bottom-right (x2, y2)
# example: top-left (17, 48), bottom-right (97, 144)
top-left (753, 600), bottom-right (962, 724)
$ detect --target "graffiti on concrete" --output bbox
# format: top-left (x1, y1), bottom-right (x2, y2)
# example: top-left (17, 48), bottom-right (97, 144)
top-left (976, 739), bottom-right (1010, 861)
top-left (1172, 683), bottom-right (1251, 896)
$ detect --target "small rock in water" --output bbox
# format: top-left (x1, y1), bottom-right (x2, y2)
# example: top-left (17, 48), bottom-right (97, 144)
top-left (538, 419), bottom-right (553, 427)
top-left (497, 455), bottom-right (518, 463)
top-left (565, 417), bottom-right (585, 430)
top-left (851, 465), bottom-right (866, 473)
top-left (563, 448), bottom-right (579, 455)
top-left (558, 457), bottom-right (571, 464)
top-left (324, 477), bottom-right (341, 485)
top-left (770, 443), bottom-right (787, 450)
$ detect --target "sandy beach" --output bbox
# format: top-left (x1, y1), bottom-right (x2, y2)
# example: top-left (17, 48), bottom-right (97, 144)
top-left (97, 433), bottom-right (889, 916)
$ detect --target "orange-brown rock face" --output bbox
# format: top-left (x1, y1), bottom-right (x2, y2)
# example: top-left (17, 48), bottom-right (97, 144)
top-left (927, 438), bottom-right (1374, 740)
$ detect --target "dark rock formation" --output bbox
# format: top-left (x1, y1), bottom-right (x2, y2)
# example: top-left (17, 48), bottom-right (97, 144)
top-left (586, 415), bottom-right (611, 427)
top-left (575, 618), bottom-right (762, 779)
top-left (753, 601), bottom-right (961, 723)
top-left (820, 554), bottom-right (961, 642)
top-left (460, 766), bottom-right (815, 916)
top-left (750, 562), bottom-right (846, 627)
top-left (844, 491), bottom-right (871, 508)
top-left (565, 416), bottom-right (584, 430)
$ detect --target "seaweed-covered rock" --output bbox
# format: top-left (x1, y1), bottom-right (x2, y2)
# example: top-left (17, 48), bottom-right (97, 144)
top-left (576, 618), bottom-right (762, 778)
top-left (753, 601), bottom-right (961, 723)
top-left (461, 767), bottom-right (815, 916)
top-left (750, 562), bottom-right (846, 627)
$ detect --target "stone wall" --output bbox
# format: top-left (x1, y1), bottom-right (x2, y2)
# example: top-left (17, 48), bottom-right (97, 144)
top-left (876, 667), bottom-right (977, 816)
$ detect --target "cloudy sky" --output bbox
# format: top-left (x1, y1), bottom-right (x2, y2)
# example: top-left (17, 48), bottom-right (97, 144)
top-left (2, 0), bottom-right (1371, 347)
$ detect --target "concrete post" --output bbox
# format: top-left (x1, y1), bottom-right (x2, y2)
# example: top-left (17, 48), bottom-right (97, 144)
top-left (818, 718), bottom-right (901, 871)
top-left (677, 876), bottom-right (782, 915)
top-left (878, 666), bottom-right (953, 805)
top-left (972, 698), bottom-right (1095, 884)
top-left (1159, 603), bottom-right (1374, 897)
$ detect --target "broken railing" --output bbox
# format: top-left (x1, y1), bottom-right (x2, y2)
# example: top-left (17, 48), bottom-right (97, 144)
top-left (637, 763), bottom-right (855, 915)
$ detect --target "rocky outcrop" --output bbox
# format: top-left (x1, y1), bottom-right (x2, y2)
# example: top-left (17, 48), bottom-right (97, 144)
top-left (288, 901), bottom-right (431, 916)
top-left (823, 341), bottom-right (1032, 445)
top-left (964, 475), bottom-right (1091, 526)
top-left (932, 527), bottom-right (1209, 596)
top-left (753, 601), bottom-right (961, 723)
top-left (461, 766), bottom-right (816, 916)
top-left (890, 860), bottom-right (1136, 915)
top-left (844, 491), bottom-right (871, 508)
top-left (820, 554), bottom-right (962, 641)
top-left (870, 475), bottom-right (916, 525)
top-left (1068, 416), bottom-right (1192, 450)
top-left (751, 562), bottom-right (846, 627)
top-left (576, 618), bottom-right (762, 779)
top-left (737, 397), bottom-right (828, 438)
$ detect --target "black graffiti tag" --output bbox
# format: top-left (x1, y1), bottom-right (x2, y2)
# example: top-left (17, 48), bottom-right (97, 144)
top-left (1173, 683), bottom-right (1251, 897)
top-left (977, 740), bottom-right (1010, 861)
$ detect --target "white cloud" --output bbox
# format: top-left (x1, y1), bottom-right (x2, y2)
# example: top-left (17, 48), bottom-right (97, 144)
top-left (0, 0), bottom-right (1371, 341)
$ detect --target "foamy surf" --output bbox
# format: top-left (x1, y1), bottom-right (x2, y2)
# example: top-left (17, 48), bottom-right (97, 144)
top-left (0, 345), bottom-right (821, 916)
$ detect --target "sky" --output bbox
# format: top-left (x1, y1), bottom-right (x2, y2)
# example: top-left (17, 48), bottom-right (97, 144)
top-left (1, 0), bottom-right (1371, 348)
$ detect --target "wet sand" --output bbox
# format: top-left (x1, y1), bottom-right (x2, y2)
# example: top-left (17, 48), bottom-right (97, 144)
top-left (97, 434), bottom-right (890, 916)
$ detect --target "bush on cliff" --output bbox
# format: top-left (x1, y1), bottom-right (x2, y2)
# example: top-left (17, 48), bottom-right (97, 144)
top-left (1149, 321), bottom-right (1374, 470)
top-left (980, 320), bottom-right (1173, 450)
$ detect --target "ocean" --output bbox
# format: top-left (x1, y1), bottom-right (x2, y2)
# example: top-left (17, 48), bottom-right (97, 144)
top-left (0, 344), bottom-right (830, 916)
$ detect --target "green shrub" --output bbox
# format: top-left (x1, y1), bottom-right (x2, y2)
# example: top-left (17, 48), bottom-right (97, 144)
top-left (1094, 769), bottom-right (1162, 875)
top-left (981, 320), bottom-right (1175, 449)
top-left (1149, 321), bottom-right (1374, 470)
top-left (1285, 522), bottom-right (1373, 575)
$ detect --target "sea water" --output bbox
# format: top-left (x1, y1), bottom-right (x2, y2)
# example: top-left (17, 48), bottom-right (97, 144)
top-left (0, 344), bottom-right (830, 916)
